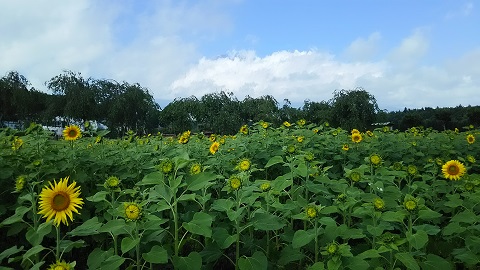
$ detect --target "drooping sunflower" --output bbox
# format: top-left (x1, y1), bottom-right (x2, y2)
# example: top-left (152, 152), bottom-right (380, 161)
top-left (14, 175), bottom-right (27, 193)
top-left (38, 177), bottom-right (84, 226)
top-left (209, 142), bottom-right (220, 155)
top-left (351, 133), bottom-right (363, 143)
top-left (47, 260), bottom-right (72, 270)
top-left (366, 130), bottom-right (374, 137)
top-left (124, 202), bottom-right (142, 221)
top-left (11, 136), bottom-right (23, 151)
top-left (467, 134), bottom-right (475, 144)
top-left (442, 160), bottom-right (466, 181)
top-left (63, 125), bottom-right (81, 141)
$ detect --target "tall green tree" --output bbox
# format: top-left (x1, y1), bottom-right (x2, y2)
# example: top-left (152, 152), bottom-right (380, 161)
top-left (329, 87), bottom-right (379, 131)
top-left (159, 96), bottom-right (200, 134)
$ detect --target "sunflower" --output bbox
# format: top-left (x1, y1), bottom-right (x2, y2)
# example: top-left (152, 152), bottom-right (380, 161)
top-left (326, 242), bottom-right (338, 255)
top-left (237, 159), bottom-right (251, 171)
top-left (104, 176), bottom-right (120, 190)
top-left (373, 198), bottom-right (385, 211)
top-left (239, 125), bottom-right (248, 135)
top-left (124, 202), bottom-right (142, 221)
top-left (342, 144), bottom-right (349, 151)
top-left (370, 154), bottom-right (382, 165)
top-left (404, 199), bottom-right (418, 212)
top-left (38, 177), bottom-right (84, 227)
top-left (47, 260), bottom-right (72, 270)
top-left (159, 159), bottom-right (174, 174)
top-left (63, 125), bottom-right (81, 141)
top-left (229, 176), bottom-right (241, 190)
top-left (351, 133), bottom-right (362, 143)
top-left (467, 134), bottom-right (475, 144)
top-left (366, 130), bottom-right (374, 137)
top-left (14, 175), bottom-right (27, 193)
top-left (190, 163), bottom-right (202, 175)
top-left (297, 119), bottom-right (306, 126)
top-left (11, 136), bottom-right (23, 150)
top-left (407, 165), bottom-right (418, 176)
top-left (442, 160), bottom-right (466, 181)
top-left (283, 121), bottom-right (291, 127)
top-left (313, 128), bottom-right (319, 134)
top-left (351, 129), bottom-right (360, 134)
top-left (209, 142), bottom-right (220, 155)
top-left (209, 134), bottom-right (216, 142)
top-left (467, 155), bottom-right (476, 163)
top-left (178, 135), bottom-right (189, 144)
top-left (297, 136), bottom-right (304, 143)
top-left (349, 171), bottom-right (361, 182)
top-left (306, 205), bottom-right (318, 219)
top-left (260, 182), bottom-right (271, 192)
top-left (260, 121), bottom-right (269, 129)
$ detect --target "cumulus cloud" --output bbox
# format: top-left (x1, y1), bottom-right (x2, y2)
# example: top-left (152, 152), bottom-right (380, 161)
top-left (343, 32), bottom-right (381, 61)
top-left (388, 29), bottom-right (429, 69)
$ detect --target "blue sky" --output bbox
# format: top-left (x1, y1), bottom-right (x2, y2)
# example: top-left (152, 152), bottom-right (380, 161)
top-left (1, 0), bottom-right (479, 111)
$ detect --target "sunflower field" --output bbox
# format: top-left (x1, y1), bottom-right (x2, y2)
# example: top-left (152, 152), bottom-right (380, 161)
top-left (1, 121), bottom-right (479, 270)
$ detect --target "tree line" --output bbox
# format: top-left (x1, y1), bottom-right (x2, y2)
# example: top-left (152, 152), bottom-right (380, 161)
top-left (1, 70), bottom-right (479, 136)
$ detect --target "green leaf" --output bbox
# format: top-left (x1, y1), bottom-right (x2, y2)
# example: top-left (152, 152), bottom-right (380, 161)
top-left (406, 230), bottom-right (429, 250)
top-left (177, 193), bottom-right (196, 202)
top-left (251, 212), bottom-right (285, 231)
top-left (212, 227), bottom-right (236, 249)
top-left (22, 245), bottom-right (46, 263)
top-left (138, 171), bottom-right (164, 185)
top-left (86, 191), bottom-right (109, 202)
top-left (59, 239), bottom-right (85, 253)
top-left (152, 183), bottom-right (173, 203)
top-left (442, 222), bottom-right (466, 236)
top-left (272, 175), bottom-right (292, 191)
top-left (121, 236), bottom-right (139, 254)
top-left (307, 262), bottom-right (325, 270)
top-left (453, 249), bottom-right (480, 266)
top-left (68, 217), bottom-right (102, 236)
top-left (451, 210), bottom-right (477, 224)
top-left (417, 209), bottom-right (442, 220)
top-left (238, 251), bottom-right (267, 270)
top-left (412, 224), bottom-right (440, 235)
top-left (419, 254), bottom-right (453, 270)
top-left (381, 211), bottom-right (406, 223)
top-left (367, 225), bottom-right (384, 237)
top-left (395, 252), bottom-right (420, 270)
top-left (199, 244), bottom-right (223, 263)
top-left (99, 255), bottom-right (126, 270)
top-left (211, 199), bottom-right (234, 212)
top-left (1, 206), bottom-right (30, 226)
top-left (295, 163), bottom-right (308, 177)
top-left (292, 229), bottom-right (315, 248)
top-left (0, 245), bottom-right (23, 264)
top-left (186, 172), bottom-right (218, 191)
top-left (172, 252), bottom-right (202, 270)
top-left (183, 212), bottom-right (213, 237)
top-left (356, 249), bottom-right (382, 260)
top-left (98, 219), bottom-right (127, 235)
top-left (26, 221), bottom-right (52, 246)
top-left (265, 156), bottom-right (284, 168)
top-left (277, 245), bottom-right (305, 266)
top-left (142, 245), bottom-right (168, 264)
top-left (346, 257), bottom-right (370, 270)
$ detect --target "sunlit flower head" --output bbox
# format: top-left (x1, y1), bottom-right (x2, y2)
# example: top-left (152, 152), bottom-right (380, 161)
top-left (12, 136), bottom-right (23, 151)
top-left (342, 144), bottom-right (349, 151)
top-left (467, 155), bottom-right (476, 163)
top-left (306, 205), bottom-right (318, 219)
top-left (63, 125), bottom-right (81, 141)
top-left (124, 202), bottom-right (142, 221)
top-left (229, 175), bottom-right (241, 190)
top-left (237, 158), bottom-right (251, 171)
top-left (351, 133), bottom-right (362, 143)
top-left (14, 175), bottom-right (27, 193)
top-left (239, 125), bottom-right (248, 135)
top-left (260, 182), bottom-right (271, 192)
top-left (435, 158), bottom-right (443, 166)
top-left (297, 119), bottom-right (306, 127)
top-left (38, 177), bottom-right (84, 226)
top-left (47, 260), bottom-right (72, 270)
top-left (467, 134), bottom-right (475, 144)
top-left (209, 134), bottom-right (216, 142)
top-left (260, 121), bottom-right (269, 129)
top-left (283, 121), bottom-right (291, 127)
top-left (313, 128), bottom-right (319, 134)
top-left (351, 129), bottom-right (360, 134)
top-left (370, 154), bottom-right (382, 165)
top-left (190, 163), bottom-right (202, 175)
top-left (366, 130), bottom-right (374, 137)
top-left (442, 160), bottom-right (466, 181)
top-left (373, 198), bottom-right (385, 211)
top-left (209, 142), bottom-right (220, 155)
top-left (297, 136), bottom-right (304, 143)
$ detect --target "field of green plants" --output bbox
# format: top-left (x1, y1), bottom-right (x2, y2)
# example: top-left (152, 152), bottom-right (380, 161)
top-left (0, 121), bottom-right (479, 270)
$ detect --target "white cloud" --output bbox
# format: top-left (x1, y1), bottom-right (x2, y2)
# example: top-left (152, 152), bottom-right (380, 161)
top-left (445, 2), bottom-right (474, 19)
top-left (343, 32), bottom-right (381, 61)
top-left (388, 29), bottom-right (429, 69)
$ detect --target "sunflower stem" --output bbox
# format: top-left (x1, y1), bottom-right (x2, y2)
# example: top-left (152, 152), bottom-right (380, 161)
top-left (56, 225), bottom-right (61, 260)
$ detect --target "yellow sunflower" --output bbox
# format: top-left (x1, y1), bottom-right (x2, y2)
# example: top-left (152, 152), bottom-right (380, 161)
top-left (404, 198), bottom-right (418, 212)
top-left (229, 176), bottom-right (241, 190)
top-left (351, 129), bottom-right (360, 134)
top-left (63, 125), bottom-right (81, 141)
top-left (38, 177), bottom-right (84, 226)
top-left (239, 125), bottom-right (248, 135)
top-left (209, 142), bottom-right (220, 155)
top-left (260, 121), bottom-right (269, 129)
top-left (370, 154), bottom-right (382, 165)
top-left (297, 119), bottom-right (306, 126)
top-left (237, 159), bottom-right (251, 171)
top-left (297, 136), bottom-right (304, 143)
top-left (124, 202), bottom-right (142, 221)
top-left (14, 175), bottom-right (27, 193)
top-left (190, 163), bottom-right (202, 175)
top-left (342, 144), bottom-right (349, 151)
top-left (467, 134), bottom-right (475, 144)
top-left (11, 136), bottom-right (23, 151)
top-left (442, 160), bottom-right (466, 181)
top-left (283, 121), bottom-right (291, 127)
top-left (260, 182), bottom-right (271, 192)
top-left (351, 133), bottom-right (363, 143)
top-left (47, 260), bottom-right (72, 270)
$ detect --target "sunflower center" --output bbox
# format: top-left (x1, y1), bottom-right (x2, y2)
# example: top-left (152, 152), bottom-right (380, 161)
top-left (448, 165), bottom-right (459, 175)
top-left (52, 192), bottom-right (70, 211)
top-left (68, 130), bottom-right (77, 137)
